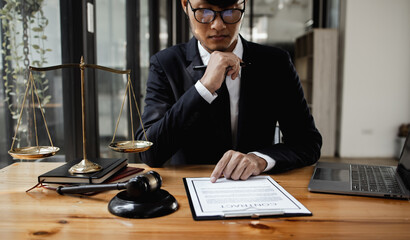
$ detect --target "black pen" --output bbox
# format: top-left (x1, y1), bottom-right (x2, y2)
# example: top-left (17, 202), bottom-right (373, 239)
top-left (193, 62), bottom-right (249, 71)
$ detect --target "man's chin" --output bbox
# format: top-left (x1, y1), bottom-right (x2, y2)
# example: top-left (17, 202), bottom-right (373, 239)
top-left (203, 44), bottom-right (230, 53)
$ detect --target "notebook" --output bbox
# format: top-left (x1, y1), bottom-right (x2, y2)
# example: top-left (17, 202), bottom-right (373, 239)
top-left (308, 133), bottom-right (410, 199)
top-left (38, 158), bottom-right (128, 184)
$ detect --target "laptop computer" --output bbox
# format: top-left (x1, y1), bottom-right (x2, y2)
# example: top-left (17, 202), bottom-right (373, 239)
top-left (308, 133), bottom-right (410, 199)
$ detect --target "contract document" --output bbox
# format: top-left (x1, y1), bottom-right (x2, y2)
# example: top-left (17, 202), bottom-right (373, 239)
top-left (183, 176), bottom-right (311, 220)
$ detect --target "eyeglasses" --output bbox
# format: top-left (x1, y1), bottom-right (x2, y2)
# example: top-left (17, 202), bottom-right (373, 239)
top-left (187, 0), bottom-right (245, 24)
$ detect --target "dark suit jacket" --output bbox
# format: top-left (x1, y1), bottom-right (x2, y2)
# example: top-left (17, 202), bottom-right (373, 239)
top-left (136, 36), bottom-right (322, 173)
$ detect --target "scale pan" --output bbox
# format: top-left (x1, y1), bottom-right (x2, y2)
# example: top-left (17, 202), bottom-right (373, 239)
top-left (109, 141), bottom-right (153, 153)
top-left (8, 146), bottom-right (60, 160)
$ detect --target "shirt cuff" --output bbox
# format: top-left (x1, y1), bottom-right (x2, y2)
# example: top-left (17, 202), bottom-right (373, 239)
top-left (195, 80), bottom-right (217, 104)
top-left (250, 151), bottom-right (276, 172)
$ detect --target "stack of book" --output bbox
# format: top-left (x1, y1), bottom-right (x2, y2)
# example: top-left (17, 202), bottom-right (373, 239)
top-left (38, 158), bottom-right (144, 185)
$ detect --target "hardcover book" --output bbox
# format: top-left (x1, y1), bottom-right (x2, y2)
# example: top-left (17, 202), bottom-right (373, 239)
top-left (105, 166), bottom-right (144, 183)
top-left (38, 158), bottom-right (128, 184)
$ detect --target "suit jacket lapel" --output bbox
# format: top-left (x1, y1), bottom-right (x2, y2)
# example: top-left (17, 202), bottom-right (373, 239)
top-left (186, 37), bottom-right (205, 84)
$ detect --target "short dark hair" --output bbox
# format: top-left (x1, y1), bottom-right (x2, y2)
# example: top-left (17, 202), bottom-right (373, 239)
top-left (205, 0), bottom-right (244, 8)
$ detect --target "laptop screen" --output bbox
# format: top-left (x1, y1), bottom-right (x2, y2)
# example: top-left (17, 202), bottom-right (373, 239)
top-left (397, 132), bottom-right (410, 190)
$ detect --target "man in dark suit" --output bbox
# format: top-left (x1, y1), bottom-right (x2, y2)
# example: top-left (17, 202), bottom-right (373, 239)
top-left (136, 0), bottom-right (322, 182)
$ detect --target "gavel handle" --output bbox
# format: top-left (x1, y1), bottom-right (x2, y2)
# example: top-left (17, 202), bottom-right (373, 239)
top-left (57, 182), bottom-right (127, 195)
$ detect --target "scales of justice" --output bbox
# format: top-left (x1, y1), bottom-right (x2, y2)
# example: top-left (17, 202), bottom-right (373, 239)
top-left (8, 57), bottom-right (153, 174)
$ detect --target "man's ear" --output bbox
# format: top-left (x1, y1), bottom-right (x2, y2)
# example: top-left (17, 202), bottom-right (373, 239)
top-left (181, 0), bottom-right (188, 14)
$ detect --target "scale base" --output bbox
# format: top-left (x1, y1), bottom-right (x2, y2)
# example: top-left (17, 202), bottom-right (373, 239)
top-left (68, 159), bottom-right (102, 174)
top-left (108, 189), bottom-right (178, 218)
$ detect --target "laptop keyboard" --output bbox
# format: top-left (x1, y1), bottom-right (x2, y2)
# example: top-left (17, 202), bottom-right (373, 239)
top-left (351, 165), bottom-right (404, 194)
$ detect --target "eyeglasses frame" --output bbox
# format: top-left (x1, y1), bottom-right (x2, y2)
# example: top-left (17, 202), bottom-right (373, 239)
top-left (187, 0), bottom-right (246, 24)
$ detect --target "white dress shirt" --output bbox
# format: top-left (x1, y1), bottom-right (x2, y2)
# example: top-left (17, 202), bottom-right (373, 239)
top-left (194, 38), bottom-right (276, 172)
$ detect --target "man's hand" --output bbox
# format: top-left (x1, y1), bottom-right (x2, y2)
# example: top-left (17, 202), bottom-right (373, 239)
top-left (200, 51), bottom-right (242, 93)
top-left (210, 150), bottom-right (267, 183)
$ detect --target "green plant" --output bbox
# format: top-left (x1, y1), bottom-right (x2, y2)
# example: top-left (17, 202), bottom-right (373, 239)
top-left (1, 0), bottom-right (52, 145)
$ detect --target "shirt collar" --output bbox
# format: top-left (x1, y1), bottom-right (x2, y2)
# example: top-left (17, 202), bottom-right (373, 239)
top-left (197, 37), bottom-right (244, 66)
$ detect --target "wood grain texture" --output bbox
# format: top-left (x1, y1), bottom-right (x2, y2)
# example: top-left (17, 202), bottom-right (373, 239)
top-left (0, 162), bottom-right (409, 240)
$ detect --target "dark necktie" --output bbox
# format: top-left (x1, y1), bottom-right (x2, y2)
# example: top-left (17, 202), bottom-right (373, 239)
top-left (212, 81), bottom-right (232, 149)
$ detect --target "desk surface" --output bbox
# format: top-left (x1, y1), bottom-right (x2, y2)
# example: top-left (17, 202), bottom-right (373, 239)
top-left (0, 162), bottom-right (409, 240)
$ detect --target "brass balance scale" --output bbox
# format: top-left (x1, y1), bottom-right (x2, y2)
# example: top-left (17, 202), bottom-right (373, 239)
top-left (8, 57), bottom-right (152, 174)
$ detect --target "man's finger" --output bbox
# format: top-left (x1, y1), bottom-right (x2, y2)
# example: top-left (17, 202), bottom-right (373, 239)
top-left (240, 165), bottom-right (255, 180)
top-left (227, 155), bottom-right (248, 180)
top-left (223, 152), bottom-right (242, 179)
top-left (210, 151), bottom-right (232, 183)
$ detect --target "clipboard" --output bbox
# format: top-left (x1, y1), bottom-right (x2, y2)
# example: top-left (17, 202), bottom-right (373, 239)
top-left (183, 176), bottom-right (312, 220)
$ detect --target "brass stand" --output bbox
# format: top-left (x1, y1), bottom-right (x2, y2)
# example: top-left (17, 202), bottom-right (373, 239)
top-left (68, 57), bottom-right (102, 174)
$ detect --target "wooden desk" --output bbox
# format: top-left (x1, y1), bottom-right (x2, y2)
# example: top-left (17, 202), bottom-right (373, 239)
top-left (0, 162), bottom-right (409, 239)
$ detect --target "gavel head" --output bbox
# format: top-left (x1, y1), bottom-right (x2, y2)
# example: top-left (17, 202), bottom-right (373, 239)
top-left (125, 170), bottom-right (162, 199)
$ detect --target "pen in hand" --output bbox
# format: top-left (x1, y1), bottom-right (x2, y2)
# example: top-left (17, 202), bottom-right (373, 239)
top-left (193, 62), bottom-right (249, 71)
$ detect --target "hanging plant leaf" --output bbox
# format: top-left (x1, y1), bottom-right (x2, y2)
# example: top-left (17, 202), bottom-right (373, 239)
top-left (1, 0), bottom-right (51, 144)
top-left (32, 27), bottom-right (43, 32)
